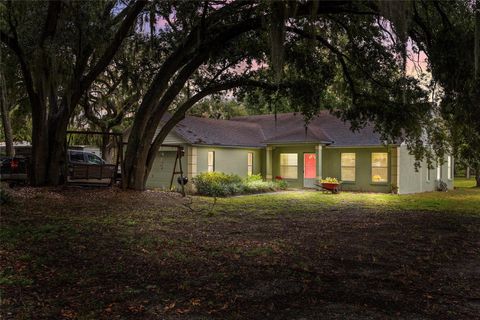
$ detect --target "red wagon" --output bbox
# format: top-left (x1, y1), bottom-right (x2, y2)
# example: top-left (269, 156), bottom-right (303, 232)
top-left (315, 182), bottom-right (341, 194)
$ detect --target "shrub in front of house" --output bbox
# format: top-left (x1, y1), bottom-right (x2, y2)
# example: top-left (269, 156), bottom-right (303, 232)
top-left (193, 172), bottom-right (287, 197)
top-left (243, 179), bottom-right (275, 193)
top-left (320, 177), bottom-right (340, 184)
top-left (275, 179), bottom-right (288, 190)
top-left (193, 172), bottom-right (243, 197)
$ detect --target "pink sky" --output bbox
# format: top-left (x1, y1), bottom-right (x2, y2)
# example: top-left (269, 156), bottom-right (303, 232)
top-left (153, 14), bottom-right (430, 83)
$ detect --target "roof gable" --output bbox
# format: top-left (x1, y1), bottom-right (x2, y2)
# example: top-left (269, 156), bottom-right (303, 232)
top-left (231, 111), bottom-right (386, 147)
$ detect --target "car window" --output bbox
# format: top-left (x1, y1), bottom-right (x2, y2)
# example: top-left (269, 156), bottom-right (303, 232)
top-left (70, 152), bottom-right (85, 163)
top-left (87, 153), bottom-right (104, 165)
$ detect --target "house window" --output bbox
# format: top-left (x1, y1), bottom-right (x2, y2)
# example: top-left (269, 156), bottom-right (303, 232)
top-left (426, 165), bottom-right (431, 181)
top-left (207, 151), bottom-right (215, 172)
top-left (436, 162), bottom-right (441, 180)
top-left (247, 152), bottom-right (253, 176)
top-left (280, 153), bottom-right (298, 179)
top-left (371, 152), bottom-right (388, 182)
top-left (341, 153), bottom-right (356, 182)
top-left (447, 156), bottom-right (452, 180)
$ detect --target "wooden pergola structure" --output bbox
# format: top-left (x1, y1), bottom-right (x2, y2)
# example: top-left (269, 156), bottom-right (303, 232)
top-left (167, 145), bottom-right (186, 196)
top-left (66, 130), bottom-right (123, 187)
top-left (65, 131), bottom-right (187, 193)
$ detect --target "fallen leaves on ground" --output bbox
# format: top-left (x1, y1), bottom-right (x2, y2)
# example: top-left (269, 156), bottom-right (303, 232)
top-left (1, 187), bottom-right (479, 319)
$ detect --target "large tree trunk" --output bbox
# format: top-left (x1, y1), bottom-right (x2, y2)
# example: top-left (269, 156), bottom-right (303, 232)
top-left (476, 0), bottom-right (479, 77)
top-left (0, 85), bottom-right (14, 157)
top-left (124, 56), bottom-right (209, 190)
top-left (476, 166), bottom-right (480, 187)
top-left (29, 97), bottom-right (72, 186)
top-left (124, 78), bottom-right (269, 191)
top-left (2, 1), bottom-right (146, 186)
top-left (123, 137), bottom-right (151, 190)
top-left (29, 99), bottom-right (49, 185)
top-left (475, 0), bottom-right (480, 187)
top-left (46, 111), bottom-right (70, 185)
top-left (123, 108), bottom-right (156, 190)
top-left (101, 132), bottom-right (110, 163)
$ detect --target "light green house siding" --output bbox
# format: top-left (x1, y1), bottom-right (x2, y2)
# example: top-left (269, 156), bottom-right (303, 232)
top-left (196, 146), bottom-right (263, 177)
top-left (146, 146), bottom-right (188, 189)
top-left (397, 144), bottom-right (454, 194)
top-left (269, 145), bottom-right (397, 191)
top-left (322, 147), bottom-right (397, 193)
top-left (271, 144), bottom-right (317, 188)
top-left (144, 134), bottom-right (452, 194)
top-left (146, 146), bottom-right (263, 190)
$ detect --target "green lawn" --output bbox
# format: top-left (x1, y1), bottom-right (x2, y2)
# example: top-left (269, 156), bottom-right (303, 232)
top-left (454, 177), bottom-right (477, 188)
top-left (1, 186), bottom-right (479, 319)
top-left (210, 184), bottom-right (480, 216)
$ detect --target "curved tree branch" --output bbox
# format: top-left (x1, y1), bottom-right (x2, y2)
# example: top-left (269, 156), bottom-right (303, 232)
top-left (0, 31), bottom-right (39, 112)
top-left (39, 0), bottom-right (62, 47)
top-left (79, 0), bottom-right (147, 95)
top-left (145, 78), bottom-right (276, 173)
top-left (285, 26), bottom-right (357, 98)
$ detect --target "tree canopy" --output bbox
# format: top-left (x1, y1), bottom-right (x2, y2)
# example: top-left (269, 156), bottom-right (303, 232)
top-left (409, 0), bottom-right (480, 185)
top-left (1, 0), bottom-right (478, 189)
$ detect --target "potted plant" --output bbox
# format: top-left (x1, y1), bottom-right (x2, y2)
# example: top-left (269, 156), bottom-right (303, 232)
top-left (320, 177), bottom-right (341, 193)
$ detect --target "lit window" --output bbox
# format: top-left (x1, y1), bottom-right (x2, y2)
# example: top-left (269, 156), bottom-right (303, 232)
top-left (280, 153), bottom-right (298, 179)
top-left (247, 152), bottom-right (253, 176)
top-left (341, 153), bottom-right (356, 181)
top-left (371, 152), bottom-right (388, 182)
top-left (207, 151), bottom-right (215, 172)
top-left (447, 156), bottom-right (452, 180)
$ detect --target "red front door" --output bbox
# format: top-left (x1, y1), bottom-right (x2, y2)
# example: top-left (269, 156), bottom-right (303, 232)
top-left (304, 153), bottom-right (316, 188)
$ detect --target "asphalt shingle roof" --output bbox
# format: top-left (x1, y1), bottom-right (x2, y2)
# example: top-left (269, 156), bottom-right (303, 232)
top-left (230, 111), bottom-right (386, 146)
top-left (173, 116), bottom-right (265, 147)
top-left (169, 111), bottom-right (387, 147)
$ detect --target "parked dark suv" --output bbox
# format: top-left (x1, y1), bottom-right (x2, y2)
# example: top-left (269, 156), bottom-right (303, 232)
top-left (1, 151), bottom-right (118, 186)
top-left (67, 150), bottom-right (119, 185)
top-left (68, 150), bottom-right (106, 165)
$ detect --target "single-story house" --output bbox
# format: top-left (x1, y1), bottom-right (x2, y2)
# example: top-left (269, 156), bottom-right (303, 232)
top-left (142, 111), bottom-right (454, 194)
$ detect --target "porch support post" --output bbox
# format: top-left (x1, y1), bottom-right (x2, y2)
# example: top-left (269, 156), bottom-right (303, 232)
top-left (397, 146), bottom-right (401, 193)
top-left (266, 146), bottom-right (273, 181)
top-left (315, 145), bottom-right (322, 182)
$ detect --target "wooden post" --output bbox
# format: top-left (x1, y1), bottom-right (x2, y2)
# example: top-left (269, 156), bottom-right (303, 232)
top-left (169, 152), bottom-right (178, 190)
top-left (178, 148), bottom-right (185, 197)
top-left (266, 146), bottom-right (273, 181)
top-left (114, 136), bottom-right (121, 188)
top-left (169, 147), bottom-right (186, 196)
top-left (64, 132), bottom-right (69, 186)
top-left (315, 144), bottom-right (323, 183)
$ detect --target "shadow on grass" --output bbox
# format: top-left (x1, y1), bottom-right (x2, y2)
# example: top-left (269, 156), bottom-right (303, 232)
top-left (1, 188), bottom-right (479, 319)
